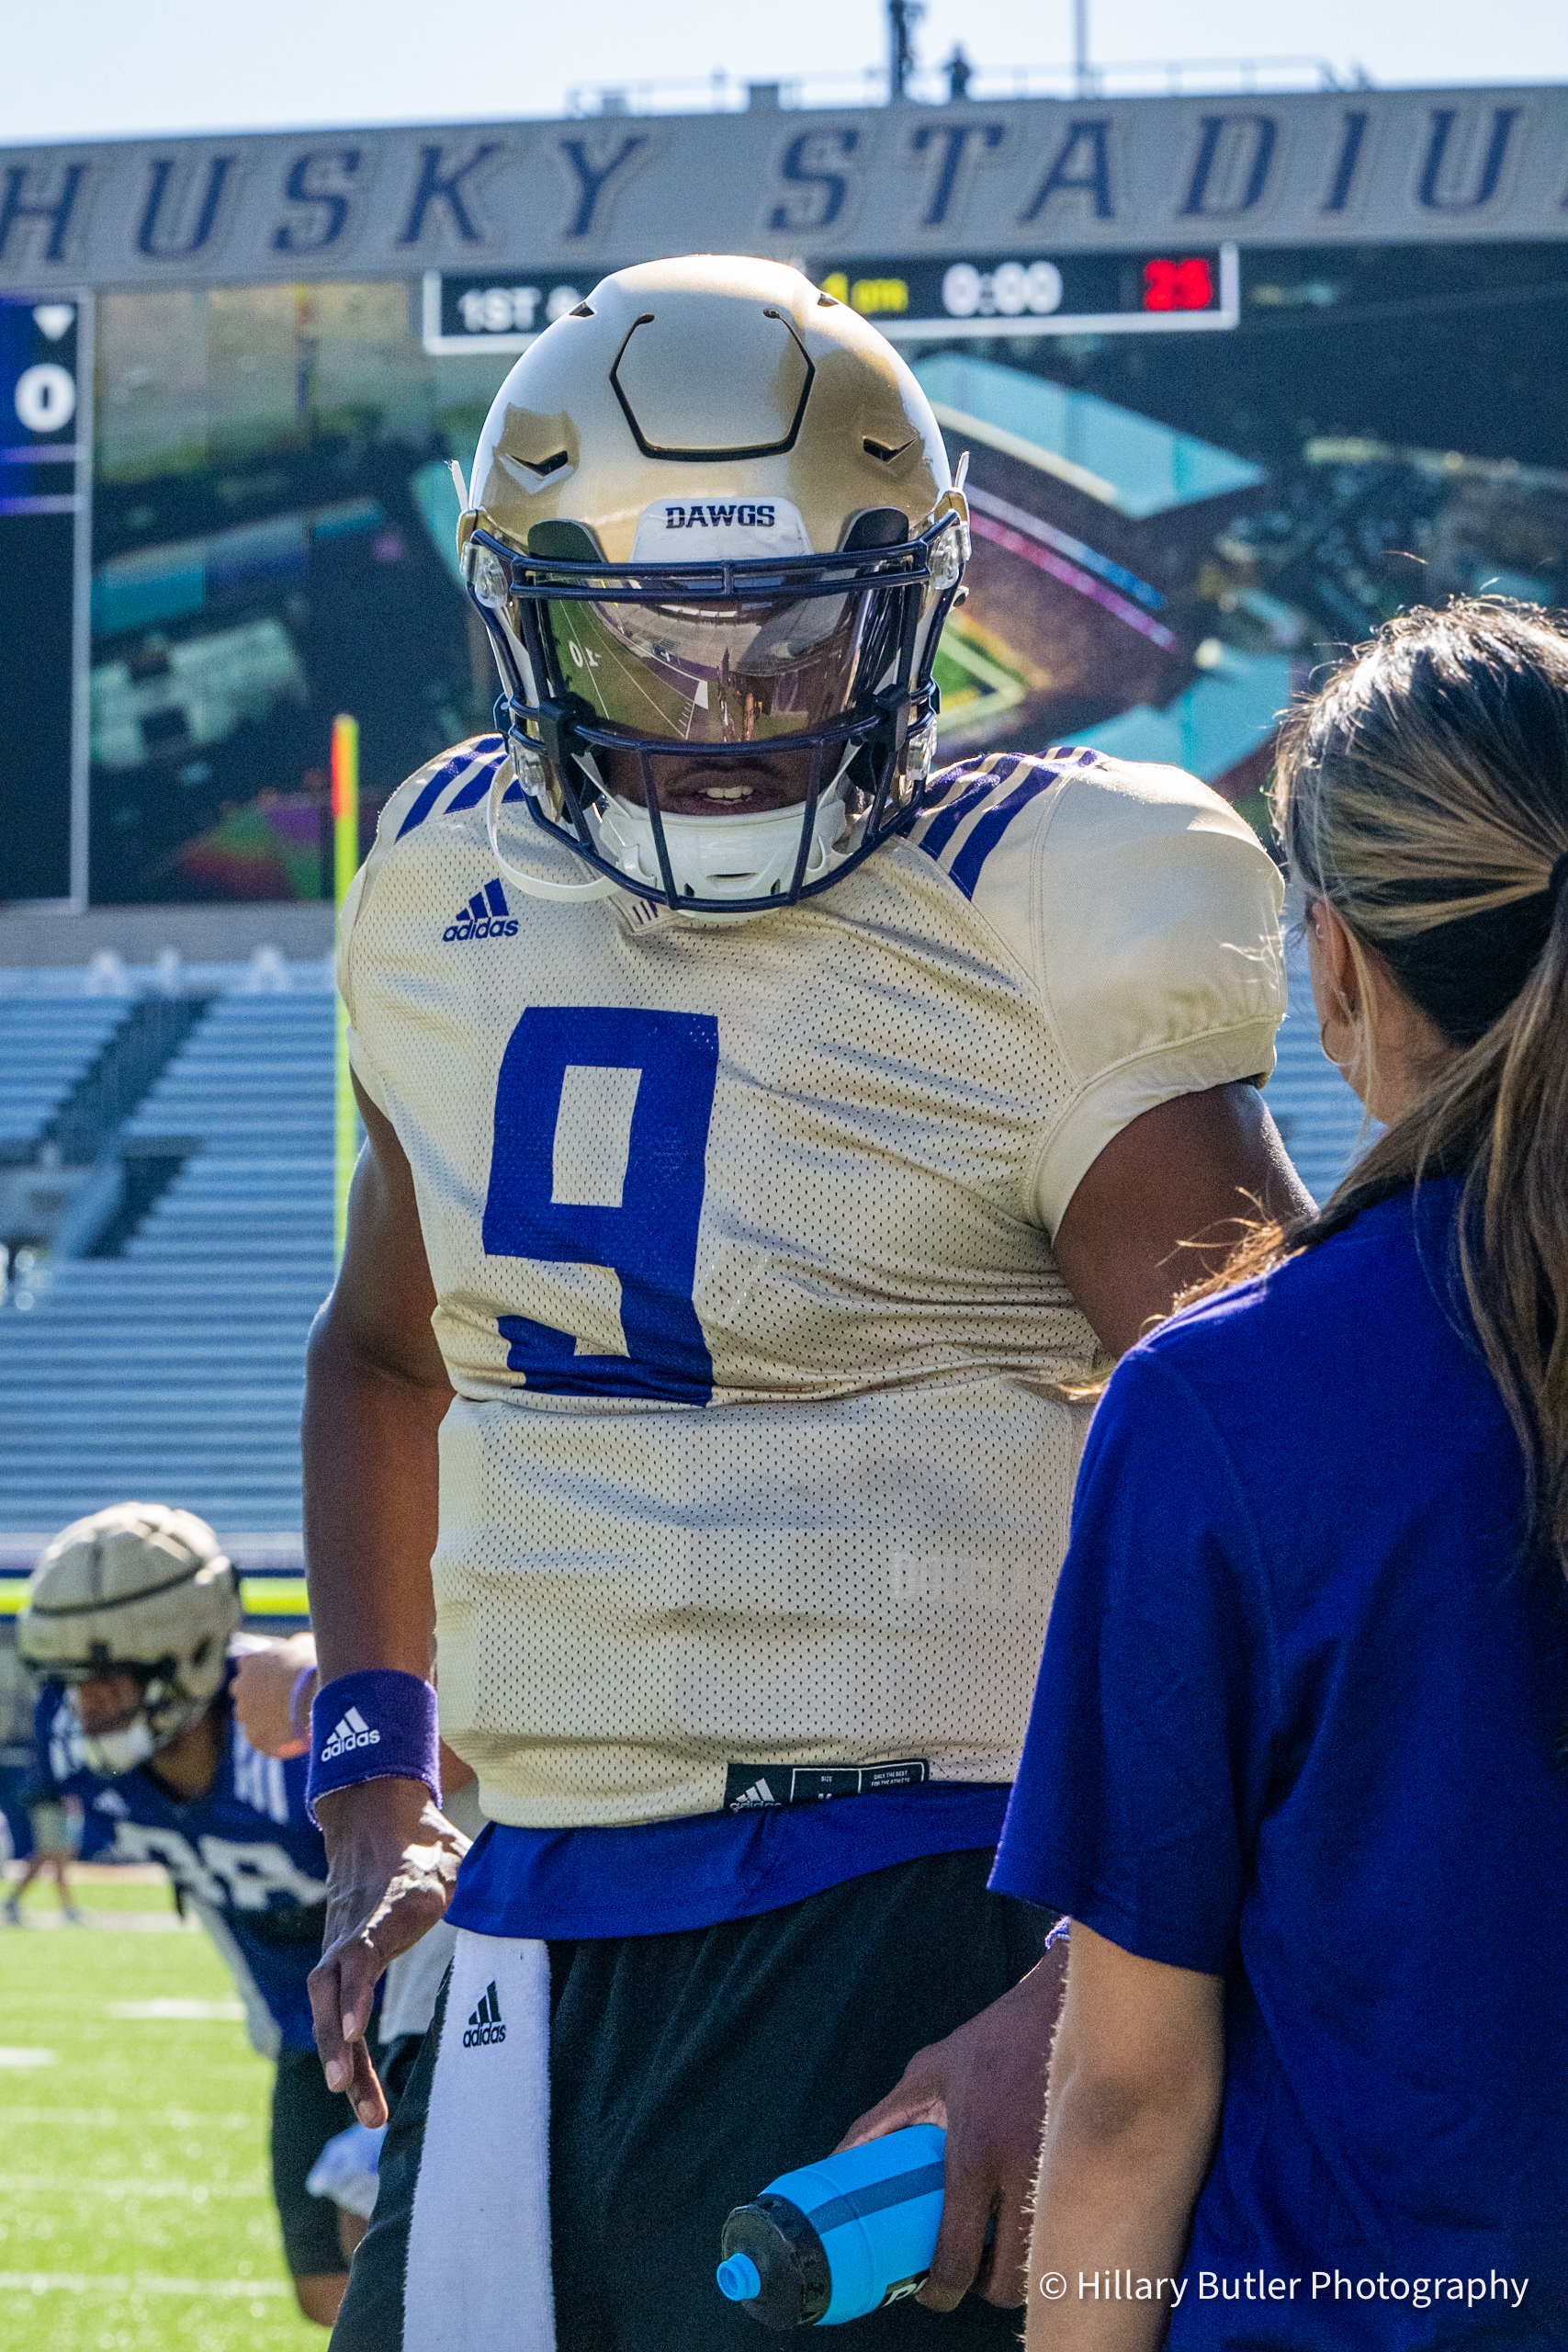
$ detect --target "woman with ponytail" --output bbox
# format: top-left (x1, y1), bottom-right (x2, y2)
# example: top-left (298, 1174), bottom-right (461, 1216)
top-left (992, 600), bottom-right (1568, 2347)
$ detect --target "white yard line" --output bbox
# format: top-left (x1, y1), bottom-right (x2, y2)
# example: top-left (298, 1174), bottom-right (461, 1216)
top-left (0, 2104), bottom-right (257, 2130)
top-left (107, 2000), bottom-right (244, 2021)
top-left (0, 2271), bottom-right (288, 2299)
top-left (0, 2173), bottom-right (262, 2200)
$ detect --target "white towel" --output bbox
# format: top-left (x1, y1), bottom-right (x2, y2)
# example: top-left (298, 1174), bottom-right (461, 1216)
top-left (401, 1929), bottom-right (555, 2351)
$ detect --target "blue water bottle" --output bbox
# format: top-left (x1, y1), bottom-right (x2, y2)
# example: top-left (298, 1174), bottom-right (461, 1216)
top-left (716, 2123), bottom-right (946, 2329)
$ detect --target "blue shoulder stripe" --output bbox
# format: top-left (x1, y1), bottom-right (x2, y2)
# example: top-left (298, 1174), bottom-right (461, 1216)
top-left (443, 740), bottom-right (508, 811)
top-left (394, 738), bottom-right (506, 840)
top-left (919, 762), bottom-right (1008, 861)
top-left (947, 770), bottom-right (1058, 899)
top-left (912, 755), bottom-right (1064, 901)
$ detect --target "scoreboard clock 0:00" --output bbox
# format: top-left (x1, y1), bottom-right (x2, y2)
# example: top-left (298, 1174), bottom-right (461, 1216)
top-left (807, 247), bottom-right (1238, 340)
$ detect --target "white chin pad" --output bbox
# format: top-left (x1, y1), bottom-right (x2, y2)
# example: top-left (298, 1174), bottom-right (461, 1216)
top-left (589, 769), bottom-right (855, 902)
top-left (79, 1715), bottom-right (158, 1775)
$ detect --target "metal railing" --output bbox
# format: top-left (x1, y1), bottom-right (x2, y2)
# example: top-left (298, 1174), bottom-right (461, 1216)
top-left (562, 56), bottom-right (1366, 119)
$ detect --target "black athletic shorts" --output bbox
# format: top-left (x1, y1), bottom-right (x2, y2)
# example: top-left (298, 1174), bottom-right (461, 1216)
top-left (272, 2042), bottom-right (360, 2278)
top-left (333, 1847), bottom-right (1052, 2352)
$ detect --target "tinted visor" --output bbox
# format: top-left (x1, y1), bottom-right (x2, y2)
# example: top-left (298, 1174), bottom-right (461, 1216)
top-left (542, 582), bottom-right (890, 746)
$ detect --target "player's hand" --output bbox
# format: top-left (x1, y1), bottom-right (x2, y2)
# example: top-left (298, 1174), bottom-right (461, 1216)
top-left (231, 1634), bottom-right (316, 1758)
top-left (834, 1946), bottom-right (1068, 2311)
top-left (310, 1777), bottom-right (470, 2128)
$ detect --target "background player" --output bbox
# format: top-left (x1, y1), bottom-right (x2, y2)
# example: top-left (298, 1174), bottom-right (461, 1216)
top-left (301, 255), bottom-right (1309, 2350)
top-left (17, 1501), bottom-right (475, 2326)
top-left (3, 1767), bottom-right (81, 1926)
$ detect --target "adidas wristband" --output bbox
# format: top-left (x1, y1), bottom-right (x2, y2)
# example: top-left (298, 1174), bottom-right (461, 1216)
top-left (306, 1669), bottom-right (442, 1825)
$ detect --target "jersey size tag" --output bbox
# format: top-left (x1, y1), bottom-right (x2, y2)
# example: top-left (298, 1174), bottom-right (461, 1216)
top-left (723, 1758), bottom-right (930, 1813)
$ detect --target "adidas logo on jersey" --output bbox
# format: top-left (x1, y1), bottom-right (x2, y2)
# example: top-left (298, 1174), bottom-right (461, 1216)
top-left (728, 1779), bottom-right (782, 1809)
top-left (320, 1705), bottom-right (380, 1762)
top-left (444, 879), bottom-right (517, 943)
top-left (463, 1980), bottom-right (506, 2047)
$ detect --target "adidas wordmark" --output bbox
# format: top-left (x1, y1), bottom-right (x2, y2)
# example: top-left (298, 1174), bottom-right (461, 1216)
top-left (463, 1981), bottom-right (506, 2048)
top-left (321, 1705), bottom-right (381, 1763)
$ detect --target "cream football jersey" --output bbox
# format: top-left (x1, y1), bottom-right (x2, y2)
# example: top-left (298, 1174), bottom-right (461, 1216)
top-left (339, 738), bottom-right (1285, 1827)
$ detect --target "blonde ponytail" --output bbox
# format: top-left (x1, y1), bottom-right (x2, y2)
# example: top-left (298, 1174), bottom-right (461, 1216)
top-left (1203, 599), bottom-right (1568, 1573)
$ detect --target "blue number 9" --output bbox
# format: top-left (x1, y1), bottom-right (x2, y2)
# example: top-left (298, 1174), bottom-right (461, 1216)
top-left (482, 1006), bottom-right (718, 1403)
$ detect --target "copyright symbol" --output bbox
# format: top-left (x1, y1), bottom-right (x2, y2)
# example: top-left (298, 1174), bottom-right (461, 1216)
top-left (1040, 2274), bottom-right (1067, 2300)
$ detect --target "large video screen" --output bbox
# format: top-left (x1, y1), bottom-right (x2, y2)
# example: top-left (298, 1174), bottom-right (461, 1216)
top-left (81, 243), bottom-right (1568, 902)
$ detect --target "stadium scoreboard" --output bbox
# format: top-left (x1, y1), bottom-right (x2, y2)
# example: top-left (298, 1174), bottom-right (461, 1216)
top-left (0, 292), bottom-right (89, 903)
top-left (423, 246), bottom-right (1239, 355)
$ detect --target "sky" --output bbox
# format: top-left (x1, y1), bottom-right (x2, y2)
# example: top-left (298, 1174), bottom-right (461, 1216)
top-left (0, 0), bottom-right (1563, 145)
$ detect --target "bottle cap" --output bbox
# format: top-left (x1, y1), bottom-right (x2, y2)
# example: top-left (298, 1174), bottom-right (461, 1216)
top-left (716, 2253), bottom-right (762, 2303)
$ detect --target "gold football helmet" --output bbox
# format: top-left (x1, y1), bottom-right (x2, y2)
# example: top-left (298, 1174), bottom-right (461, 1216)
top-left (17, 1503), bottom-right (240, 1774)
top-left (458, 254), bottom-right (968, 917)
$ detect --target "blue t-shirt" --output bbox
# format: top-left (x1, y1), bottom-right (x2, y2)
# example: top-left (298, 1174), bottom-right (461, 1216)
top-left (992, 1180), bottom-right (1568, 2347)
top-left (43, 1669), bottom-right (329, 2052)
top-left (449, 1783), bottom-right (1010, 1940)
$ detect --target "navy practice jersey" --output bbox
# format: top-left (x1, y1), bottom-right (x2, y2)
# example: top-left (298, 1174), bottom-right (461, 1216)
top-left (40, 1666), bottom-right (329, 2053)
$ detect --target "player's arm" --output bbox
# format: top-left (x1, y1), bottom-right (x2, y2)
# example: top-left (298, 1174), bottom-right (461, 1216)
top-left (302, 1075), bottom-right (465, 2128)
top-left (1024, 1927), bottom-right (1223, 2349)
top-left (1052, 1076), bottom-right (1310, 1358)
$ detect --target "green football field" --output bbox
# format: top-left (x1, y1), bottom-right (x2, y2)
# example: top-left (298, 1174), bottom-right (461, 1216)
top-left (0, 1872), bottom-right (322, 2352)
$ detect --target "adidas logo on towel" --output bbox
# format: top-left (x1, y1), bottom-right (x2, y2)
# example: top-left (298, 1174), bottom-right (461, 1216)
top-left (728, 1779), bottom-right (782, 1809)
top-left (320, 1706), bottom-right (380, 1763)
top-left (443, 879), bottom-right (518, 943)
top-left (463, 1981), bottom-right (507, 2048)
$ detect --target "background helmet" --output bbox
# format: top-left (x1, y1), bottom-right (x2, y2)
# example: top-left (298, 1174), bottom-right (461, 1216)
top-left (460, 254), bottom-right (969, 918)
top-left (17, 1503), bottom-right (240, 1774)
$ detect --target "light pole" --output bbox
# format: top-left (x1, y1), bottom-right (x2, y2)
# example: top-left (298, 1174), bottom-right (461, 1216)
top-left (889, 0), bottom-right (922, 102)
top-left (1074, 0), bottom-right (1091, 97)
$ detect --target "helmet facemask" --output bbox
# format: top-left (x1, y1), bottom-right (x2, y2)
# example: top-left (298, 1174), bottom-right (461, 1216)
top-left (466, 515), bottom-right (964, 917)
top-left (49, 1656), bottom-right (213, 1776)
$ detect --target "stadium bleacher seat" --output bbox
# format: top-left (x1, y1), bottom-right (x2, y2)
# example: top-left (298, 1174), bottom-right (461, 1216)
top-left (0, 994), bottom-right (133, 1155)
top-left (0, 965), bottom-right (335, 1537)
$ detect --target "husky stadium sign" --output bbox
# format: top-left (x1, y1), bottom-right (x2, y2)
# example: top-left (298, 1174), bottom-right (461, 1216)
top-left (0, 85), bottom-right (1563, 305)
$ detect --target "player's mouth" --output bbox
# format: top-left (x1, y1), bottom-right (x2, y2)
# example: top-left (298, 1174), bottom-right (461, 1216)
top-left (604, 749), bottom-right (814, 819)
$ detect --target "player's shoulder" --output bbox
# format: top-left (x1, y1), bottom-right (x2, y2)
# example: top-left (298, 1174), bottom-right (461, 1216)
top-left (910, 743), bottom-right (1262, 900)
top-left (373, 733), bottom-right (512, 855)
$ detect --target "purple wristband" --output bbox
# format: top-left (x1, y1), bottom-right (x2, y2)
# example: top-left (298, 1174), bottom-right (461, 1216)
top-left (288, 1665), bottom-right (317, 1741)
top-left (306, 1668), bottom-right (441, 1826)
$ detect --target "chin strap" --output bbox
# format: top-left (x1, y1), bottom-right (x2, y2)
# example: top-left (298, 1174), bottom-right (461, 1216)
top-left (486, 756), bottom-right (618, 903)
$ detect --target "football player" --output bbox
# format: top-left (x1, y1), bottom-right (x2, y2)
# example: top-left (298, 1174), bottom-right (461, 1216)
top-left (16, 1503), bottom-right (475, 2326)
top-left (302, 256), bottom-right (1308, 2352)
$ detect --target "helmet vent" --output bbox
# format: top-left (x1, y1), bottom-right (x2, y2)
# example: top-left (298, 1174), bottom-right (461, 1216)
top-left (527, 450), bottom-right (570, 477)
top-left (570, 302), bottom-right (594, 318)
top-left (863, 437), bottom-right (916, 464)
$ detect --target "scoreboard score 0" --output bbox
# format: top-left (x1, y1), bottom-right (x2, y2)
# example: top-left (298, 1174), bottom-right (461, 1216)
top-left (808, 244), bottom-right (1239, 340)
